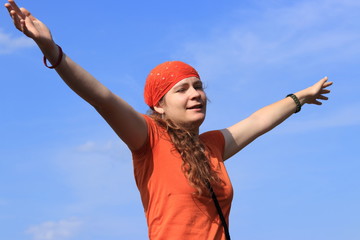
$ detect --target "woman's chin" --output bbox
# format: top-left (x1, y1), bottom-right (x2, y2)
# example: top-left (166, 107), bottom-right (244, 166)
top-left (183, 115), bottom-right (206, 131)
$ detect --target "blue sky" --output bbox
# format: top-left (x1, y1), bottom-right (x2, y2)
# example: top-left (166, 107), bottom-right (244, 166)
top-left (1, 0), bottom-right (359, 239)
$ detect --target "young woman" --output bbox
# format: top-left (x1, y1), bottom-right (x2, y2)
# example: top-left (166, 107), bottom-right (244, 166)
top-left (4, 1), bottom-right (332, 239)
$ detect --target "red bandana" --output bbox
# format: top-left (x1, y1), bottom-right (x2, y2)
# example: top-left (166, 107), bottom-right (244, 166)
top-left (144, 61), bottom-right (200, 108)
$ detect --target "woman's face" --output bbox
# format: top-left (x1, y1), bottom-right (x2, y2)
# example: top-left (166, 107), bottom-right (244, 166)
top-left (155, 77), bottom-right (207, 131)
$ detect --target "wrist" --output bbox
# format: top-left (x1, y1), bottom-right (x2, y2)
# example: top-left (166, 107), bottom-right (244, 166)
top-left (286, 94), bottom-right (302, 113)
top-left (37, 41), bottom-right (63, 68)
top-left (36, 39), bottom-right (58, 56)
top-left (43, 44), bottom-right (63, 69)
top-left (294, 89), bottom-right (308, 105)
top-left (35, 36), bottom-right (55, 48)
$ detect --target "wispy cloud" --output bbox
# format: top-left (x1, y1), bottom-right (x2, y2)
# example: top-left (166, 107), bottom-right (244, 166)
top-left (178, 0), bottom-right (360, 80)
top-left (277, 103), bottom-right (360, 134)
top-left (0, 29), bottom-right (34, 54)
top-left (26, 218), bottom-right (82, 240)
top-left (53, 139), bottom-right (138, 211)
top-left (75, 140), bottom-right (118, 152)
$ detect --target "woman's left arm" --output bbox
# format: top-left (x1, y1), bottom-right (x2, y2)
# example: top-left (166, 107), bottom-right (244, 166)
top-left (221, 77), bottom-right (333, 160)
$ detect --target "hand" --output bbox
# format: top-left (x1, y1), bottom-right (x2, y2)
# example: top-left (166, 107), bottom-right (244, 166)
top-left (299, 77), bottom-right (333, 105)
top-left (4, 0), bottom-right (53, 45)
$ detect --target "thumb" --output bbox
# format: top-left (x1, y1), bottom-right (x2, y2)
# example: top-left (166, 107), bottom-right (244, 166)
top-left (320, 76), bottom-right (328, 85)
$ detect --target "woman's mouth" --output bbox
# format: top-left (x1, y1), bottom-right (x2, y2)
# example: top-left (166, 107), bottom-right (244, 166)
top-left (187, 104), bottom-right (203, 110)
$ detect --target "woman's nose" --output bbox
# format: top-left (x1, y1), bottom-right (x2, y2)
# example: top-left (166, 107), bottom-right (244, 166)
top-left (189, 86), bottom-right (201, 99)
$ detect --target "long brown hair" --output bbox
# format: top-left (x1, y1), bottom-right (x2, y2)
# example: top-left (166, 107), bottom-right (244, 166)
top-left (149, 111), bottom-right (221, 196)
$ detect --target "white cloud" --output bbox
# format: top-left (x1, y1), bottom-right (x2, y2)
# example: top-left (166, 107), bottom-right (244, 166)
top-left (178, 0), bottom-right (360, 80)
top-left (76, 141), bottom-right (97, 152)
top-left (53, 139), bottom-right (139, 211)
top-left (277, 103), bottom-right (360, 134)
top-left (75, 140), bottom-right (119, 153)
top-left (26, 219), bottom-right (82, 240)
top-left (0, 29), bottom-right (34, 54)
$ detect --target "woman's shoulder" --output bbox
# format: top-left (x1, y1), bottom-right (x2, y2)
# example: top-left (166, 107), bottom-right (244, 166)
top-left (200, 130), bottom-right (224, 142)
top-left (199, 130), bottom-right (225, 162)
top-left (200, 130), bottom-right (225, 152)
top-left (142, 114), bottom-right (166, 134)
top-left (132, 114), bottom-right (167, 154)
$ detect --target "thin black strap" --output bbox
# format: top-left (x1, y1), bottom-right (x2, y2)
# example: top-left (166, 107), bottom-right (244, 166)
top-left (209, 186), bottom-right (231, 240)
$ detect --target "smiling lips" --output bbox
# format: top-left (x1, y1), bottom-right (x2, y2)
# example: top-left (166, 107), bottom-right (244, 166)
top-left (187, 103), bottom-right (203, 110)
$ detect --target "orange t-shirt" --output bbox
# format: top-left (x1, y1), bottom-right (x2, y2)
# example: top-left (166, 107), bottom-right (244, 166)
top-left (132, 115), bottom-right (233, 240)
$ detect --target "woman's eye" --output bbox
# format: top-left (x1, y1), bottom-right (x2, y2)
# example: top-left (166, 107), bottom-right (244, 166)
top-left (176, 88), bottom-right (185, 93)
top-left (194, 84), bottom-right (203, 90)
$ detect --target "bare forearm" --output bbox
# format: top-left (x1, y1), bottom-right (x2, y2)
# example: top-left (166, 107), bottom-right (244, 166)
top-left (248, 78), bottom-right (331, 135)
top-left (224, 77), bottom-right (332, 159)
top-left (224, 95), bottom-right (298, 159)
top-left (38, 41), bottom-right (111, 108)
top-left (249, 95), bottom-right (297, 135)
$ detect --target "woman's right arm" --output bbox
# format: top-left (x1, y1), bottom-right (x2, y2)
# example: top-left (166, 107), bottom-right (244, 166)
top-left (4, 0), bottom-right (147, 151)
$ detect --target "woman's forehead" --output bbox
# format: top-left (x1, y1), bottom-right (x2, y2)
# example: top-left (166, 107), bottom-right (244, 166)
top-left (173, 77), bottom-right (202, 87)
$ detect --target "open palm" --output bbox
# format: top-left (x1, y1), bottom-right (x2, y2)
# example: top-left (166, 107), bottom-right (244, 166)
top-left (5, 0), bottom-right (52, 44)
top-left (304, 77), bottom-right (333, 105)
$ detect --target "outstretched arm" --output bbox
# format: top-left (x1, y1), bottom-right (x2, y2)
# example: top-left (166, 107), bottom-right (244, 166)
top-left (221, 77), bottom-right (333, 160)
top-left (4, 0), bottom-right (147, 151)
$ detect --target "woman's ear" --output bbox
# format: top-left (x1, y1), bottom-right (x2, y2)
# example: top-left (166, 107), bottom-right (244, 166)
top-left (153, 105), bottom-right (165, 114)
top-left (153, 98), bottom-right (166, 114)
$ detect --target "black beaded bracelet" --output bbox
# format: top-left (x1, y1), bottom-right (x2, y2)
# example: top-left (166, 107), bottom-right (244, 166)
top-left (286, 94), bottom-right (301, 113)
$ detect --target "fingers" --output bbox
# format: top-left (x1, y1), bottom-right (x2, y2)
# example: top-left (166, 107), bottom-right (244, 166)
top-left (7, 8), bottom-right (25, 32)
top-left (321, 89), bottom-right (331, 94)
top-left (317, 95), bottom-right (328, 100)
top-left (4, 2), bottom-right (13, 15)
top-left (316, 77), bottom-right (332, 95)
top-left (8, 0), bottom-right (25, 19)
top-left (19, 8), bottom-right (35, 33)
top-left (318, 76), bottom-right (328, 85)
top-left (21, 8), bottom-right (35, 20)
top-left (4, 0), bottom-right (35, 33)
top-left (323, 81), bottom-right (333, 88)
top-left (306, 76), bottom-right (332, 105)
top-left (319, 76), bottom-right (333, 87)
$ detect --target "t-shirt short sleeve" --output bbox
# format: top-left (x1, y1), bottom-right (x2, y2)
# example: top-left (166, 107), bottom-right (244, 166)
top-left (200, 130), bottom-right (225, 162)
